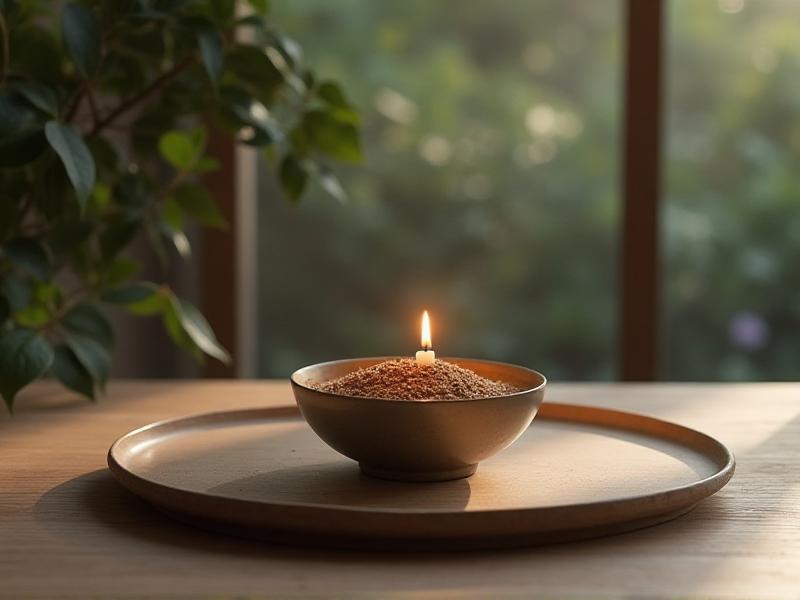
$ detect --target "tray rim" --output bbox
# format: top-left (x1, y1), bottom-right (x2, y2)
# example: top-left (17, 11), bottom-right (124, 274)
top-left (108, 402), bottom-right (736, 517)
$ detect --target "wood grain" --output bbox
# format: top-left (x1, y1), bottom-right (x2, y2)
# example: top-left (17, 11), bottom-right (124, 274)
top-left (1, 381), bottom-right (798, 599)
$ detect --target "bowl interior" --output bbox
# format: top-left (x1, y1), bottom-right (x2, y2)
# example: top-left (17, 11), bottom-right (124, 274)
top-left (291, 356), bottom-right (545, 400)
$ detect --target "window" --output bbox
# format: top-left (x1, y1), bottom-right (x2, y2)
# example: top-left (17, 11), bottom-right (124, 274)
top-left (662, 0), bottom-right (800, 380)
top-left (245, 0), bottom-right (798, 381)
top-left (256, 1), bottom-right (623, 379)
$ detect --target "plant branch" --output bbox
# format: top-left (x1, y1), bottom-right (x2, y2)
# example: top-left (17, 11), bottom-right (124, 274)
top-left (86, 86), bottom-right (100, 126)
top-left (89, 56), bottom-right (194, 137)
top-left (64, 85), bottom-right (87, 122)
top-left (39, 286), bottom-right (91, 337)
top-left (159, 167), bottom-right (192, 201)
top-left (18, 194), bottom-right (33, 220)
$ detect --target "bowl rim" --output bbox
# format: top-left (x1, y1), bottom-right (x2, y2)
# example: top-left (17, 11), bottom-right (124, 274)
top-left (290, 356), bottom-right (547, 404)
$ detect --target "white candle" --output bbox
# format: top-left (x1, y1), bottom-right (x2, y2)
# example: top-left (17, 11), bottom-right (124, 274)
top-left (415, 310), bottom-right (436, 366)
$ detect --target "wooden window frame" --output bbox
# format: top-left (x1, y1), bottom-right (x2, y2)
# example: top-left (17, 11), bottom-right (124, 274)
top-left (200, 133), bottom-right (257, 378)
top-left (620, 0), bottom-right (664, 380)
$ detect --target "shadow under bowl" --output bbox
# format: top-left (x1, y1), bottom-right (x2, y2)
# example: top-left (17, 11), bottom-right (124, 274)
top-left (290, 357), bottom-right (546, 482)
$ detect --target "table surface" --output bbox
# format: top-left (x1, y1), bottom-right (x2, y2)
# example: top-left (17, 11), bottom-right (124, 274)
top-left (1, 380), bottom-right (798, 599)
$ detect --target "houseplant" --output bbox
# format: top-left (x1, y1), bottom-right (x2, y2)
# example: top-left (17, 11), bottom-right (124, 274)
top-left (0, 0), bottom-right (361, 411)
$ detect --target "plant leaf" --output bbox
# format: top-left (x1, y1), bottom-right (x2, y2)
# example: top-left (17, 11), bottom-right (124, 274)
top-left (0, 90), bottom-right (39, 138)
top-left (125, 285), bottom-right (166, 315)
top-left (194, 157), bottom-right (220, 172)
top-left (225, 44), bottom-right (282, 94)
top-left (113, 173), bottom-right (151, 208)
top-left (168, 228), bottom-right (191, 259)
top-left (316, 81), bottom-right (359, 124)
top-left (4, 238), bottom-right (50, 280)
top-left (62, 2), bottom-right (101, 78)
top-left (246, 0), bottom-right (269, 13)
top-left (162, 197), bottom-right (184, 230)
top-left (1, 274), bottom-right (31, 312)
top-left (34, 282), bottom-right (59, 304)
top-left (197, 24), bottom-right (223, 84)
top-left (172, 184), bottom-right (226, 228)
top-left (0, 91), bottom-right (46, 167)
top-left (274, 34), bottom-right (302, 68)
top-left (101, 257), bottom-right (139, 288)
top-left (0, 328), bottom-right (54, 412)
top-left (44, 121), bottom-right (96, 206)
top-left (12, 82), bottom-right (59, 116)
top-left (162, 301), bottom-right (202, 362)
top-left (0, 204), bottom-right (19, 246)
top-left (99, 216), bottom-right (140, 261)
top-left (62, 303), bottom-right (114, 349)
top-left (36, 159), bottom-right (72, 219)
top-left (14, 306), bottom-right (50, 328)
top-left (168, 295), bottom-right (230, 364)
top-left (6, 24), bottom-right (62, 85)
top-left (210, 0), bottom-right (236, 22)
top-left (88, 137), bottom-right (120, 177)
top-left (0, 129), bottom-right (46, 168)
top-left (101, 282), bottom-right (156, 305)
top-left (199, 33), bottom-right (223, 84)
top-left (303, 110), bottom-right (362, 163)
top-left (279, 154), bottom-right (309, 202)
top-left (219, 85), bottom-right (282, 146)
top-left (51, 345), bottom-right (95, 401)
top-left (317, 81), bottom-right (349, 109)
top-left (142, 218), bottom-right (168, 266)
top-left (65, 332), bottom-right (110, 387)
top-left (317, 164), bottom-right (347, 204)
top-left (158, 129), bottom-right (204, 170)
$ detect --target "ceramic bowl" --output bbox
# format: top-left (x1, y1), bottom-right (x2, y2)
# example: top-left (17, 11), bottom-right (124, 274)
top-left (290, 357), bottom-right (546, 482)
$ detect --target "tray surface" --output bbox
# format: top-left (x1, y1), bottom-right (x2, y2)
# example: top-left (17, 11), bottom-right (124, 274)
top-left (108, 402), bottom-right (734, 549)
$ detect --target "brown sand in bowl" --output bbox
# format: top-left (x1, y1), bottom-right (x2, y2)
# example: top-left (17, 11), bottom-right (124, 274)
top-left (315, 358), bottom-right (521, 400)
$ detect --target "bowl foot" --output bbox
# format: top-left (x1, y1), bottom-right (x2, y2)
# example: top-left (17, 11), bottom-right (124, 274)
top-left (359, 463), bottom-right (478, 482)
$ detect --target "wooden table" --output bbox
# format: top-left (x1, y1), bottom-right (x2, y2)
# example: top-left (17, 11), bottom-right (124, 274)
top-left (1, 381), bottom-right (798, 599)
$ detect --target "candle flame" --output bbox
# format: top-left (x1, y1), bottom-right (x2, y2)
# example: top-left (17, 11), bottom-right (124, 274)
top-left (421, 310), bottom-right (432, 350)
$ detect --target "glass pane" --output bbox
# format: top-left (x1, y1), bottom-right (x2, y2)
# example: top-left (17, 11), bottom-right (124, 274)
top-left (257, 1), bottom-right (622, 379)
top-left (663, 0), bottom-right (800, 380)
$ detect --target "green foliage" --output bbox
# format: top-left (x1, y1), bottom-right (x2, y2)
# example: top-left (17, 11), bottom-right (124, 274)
top-left (0, 0), bottom-right (360, 411)
top-left (168, 296), bottom-right (231, 364)
top-left (61, 3), bottom-right (101, 78)
top-left (14, 82), bottom-right (59, 116)
top-left (171, 184), bottom-right (227, 228)
top-left (51, 345), bottom-right (95, 400)
top-left (279, 154), bottom-right (310, 202)
top-left (193, 19), bottom-right (224, 84)
top-left (44, 121), bottom-right (96, 206)
top-left (158, 129), bottom-right (205, 171)
top-left (660, 1), bottom-right (800, 380)
top-left (0, 329), bottom-right (54, 411)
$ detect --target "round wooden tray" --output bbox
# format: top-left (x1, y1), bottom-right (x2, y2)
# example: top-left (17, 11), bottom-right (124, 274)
top-left (107, 402), bottom-right (734, 550)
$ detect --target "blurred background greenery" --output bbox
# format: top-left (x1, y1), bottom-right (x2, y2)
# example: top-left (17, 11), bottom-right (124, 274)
top-left (257, 0), bottom-right (800, 381)
top-left (664, 0), bottom-right (800, 380)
